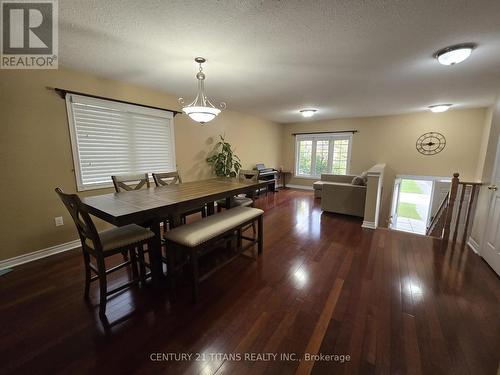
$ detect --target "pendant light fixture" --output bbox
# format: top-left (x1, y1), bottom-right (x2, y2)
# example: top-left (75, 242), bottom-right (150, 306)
top-left (179, 57), bottom-right (226, 124)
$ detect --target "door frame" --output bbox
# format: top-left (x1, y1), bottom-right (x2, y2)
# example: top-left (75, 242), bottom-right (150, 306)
top-left (390, 175), bottom-right (451, 231)
top-left (389, 177), bottom-right (402, 228)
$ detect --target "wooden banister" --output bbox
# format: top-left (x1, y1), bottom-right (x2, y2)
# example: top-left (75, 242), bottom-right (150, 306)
top-left (452, 182), bottom-right (467, 243)
top-left (462, 184), bottom-right (478, 244)
top-left (438, 172), bottom-right (482, 243)
top-left (458, 181), bottom-right (483, 186)
top-left (426, 191), bottom-right (449, 237)
top-left (442, 173), bottom-right (460, 241)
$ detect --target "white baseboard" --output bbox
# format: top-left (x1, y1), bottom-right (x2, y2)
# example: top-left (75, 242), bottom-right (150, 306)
top-left (362, 221), bottom-right (376, 229)
top-left (467, 236), bottom-right (480, 255)
top-left (285, 184), bottom-right (314, 191)
top-left (0, 239), bottom-right (80, 270)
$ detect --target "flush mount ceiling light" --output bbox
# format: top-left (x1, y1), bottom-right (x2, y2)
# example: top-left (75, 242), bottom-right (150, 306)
top-left (434, 43), bottom-right (476, 66)
top-left (179, 57), bottom-right (226, 124)
top-left (428, 104), bottom-right (452, 113)
top-left (300, 109), bottom-right (317, 118)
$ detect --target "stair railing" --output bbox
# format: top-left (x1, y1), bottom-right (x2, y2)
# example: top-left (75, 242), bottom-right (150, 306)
top-left (431, 173), bottom-right (482, 242)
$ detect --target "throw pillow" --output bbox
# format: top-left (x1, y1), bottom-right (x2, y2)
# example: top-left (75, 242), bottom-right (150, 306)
top-left (360, 171), bottom-right (368, 185)
top-left (351, 176), bottom-right (365, 186)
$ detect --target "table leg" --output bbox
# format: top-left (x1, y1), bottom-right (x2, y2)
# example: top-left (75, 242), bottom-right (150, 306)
top-left (225, 196), bottom-right (232, 209)
top-left (207, 201), bottom-right (215, 216)
top-left (150, 221), bottom-right (165, 287)
top-left (169, 213), bottom-right (182, 228)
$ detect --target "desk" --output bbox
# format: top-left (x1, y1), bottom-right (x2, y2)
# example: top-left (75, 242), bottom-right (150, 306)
top-left (279, 171), bottom-right (292, 189)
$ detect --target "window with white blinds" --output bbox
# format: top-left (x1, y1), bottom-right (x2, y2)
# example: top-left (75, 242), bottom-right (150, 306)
top-left (65, 94), bottom-right (176, 191)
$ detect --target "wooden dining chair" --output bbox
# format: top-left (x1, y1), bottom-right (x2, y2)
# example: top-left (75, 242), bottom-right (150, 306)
top-left (112, 173), bottom-right (150, 192)
top-left (111, 173), bottom-right (151, 261)
top-left (217, 170), bottom-right (258, 211)
top-left (152, 171), bottom-right (182, 186)
top-left (55, 188), bottom-right (154, 319)
top-left (152, 171), bottom-right (207, 224)
top-left (216, 170), bottom-right (259, 234)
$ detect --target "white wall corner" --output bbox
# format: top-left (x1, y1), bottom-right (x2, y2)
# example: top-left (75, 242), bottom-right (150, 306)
top-left (0, 239), bottom-right (80, 270)
top-left (366, 163), bottom-right (386, 177)
top-left (467, 236), bottom-right (481, 255)
top-left (362, 221), bottom-right (377, 229)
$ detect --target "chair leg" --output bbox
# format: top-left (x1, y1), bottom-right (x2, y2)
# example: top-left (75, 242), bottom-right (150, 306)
top-left (97, 257), bottom-right (107, 318)
top-left (201, 206), bottom-right (207, 218)
top-left (166, 242), bottom-right (176, 291)
top-left (138, 244), bottom-right (147, 284)
top-left (121, 250), bottom-right (129, 261)
top-left (237, 228), bottom-right (242, 251)
top-left (129, 247), bottom-right (139, 281)
top-left (190, 249), bottom-right (200, 303)
top-left (83, 251), bottom-right (91, 299)
top-left (258, 216), bottom-right (264, 255)
top-left (252, 221), bottom-right (256, 236)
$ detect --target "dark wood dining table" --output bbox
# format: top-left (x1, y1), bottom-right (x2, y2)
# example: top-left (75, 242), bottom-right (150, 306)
top-left (81, 177), bottom-right (267, 286)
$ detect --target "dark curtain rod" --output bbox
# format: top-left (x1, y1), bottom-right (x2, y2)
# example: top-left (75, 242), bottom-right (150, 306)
top-left (48, 87), bottom-right (182, 116)
top-left (292, 130), bottom-right (358, 136)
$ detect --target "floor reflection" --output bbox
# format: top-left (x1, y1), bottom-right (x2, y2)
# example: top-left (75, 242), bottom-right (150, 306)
top-left (292, 267), bottom-right (309, 288)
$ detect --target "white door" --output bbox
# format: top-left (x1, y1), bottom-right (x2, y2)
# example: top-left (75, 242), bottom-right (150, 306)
top-left (390, 178), bottom-right (402, 228)
top-left (483, 186), bottom-right (500, 276)
top-left (482, 142), bottom-right (500, 276)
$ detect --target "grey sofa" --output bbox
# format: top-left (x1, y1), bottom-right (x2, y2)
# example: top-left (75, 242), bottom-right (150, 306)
top-left (313, 174), bottom-right (357, 198)
top-left (314, 174), bottom-right (367, 217)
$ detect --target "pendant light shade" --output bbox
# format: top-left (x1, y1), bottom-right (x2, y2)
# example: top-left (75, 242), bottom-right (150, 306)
top-left (179, 57), bottom-right (226, 124)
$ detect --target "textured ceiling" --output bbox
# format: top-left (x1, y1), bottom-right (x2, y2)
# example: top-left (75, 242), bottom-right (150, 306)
top-left (59, 0), bottom-right (500, 123)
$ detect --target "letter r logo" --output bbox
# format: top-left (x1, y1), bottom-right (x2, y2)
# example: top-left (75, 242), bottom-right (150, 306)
top-left (2, 1), bottom-right (53, 54)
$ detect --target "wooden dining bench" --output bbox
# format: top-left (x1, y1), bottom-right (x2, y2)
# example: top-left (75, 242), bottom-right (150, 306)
top-left (163, 206), bottom-right (264, 302)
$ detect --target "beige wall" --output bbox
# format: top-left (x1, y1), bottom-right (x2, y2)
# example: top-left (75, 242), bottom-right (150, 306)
top-left (281, 109), bottom-right (488, 226)
top-left (0, 68), bottom-right (282, 261)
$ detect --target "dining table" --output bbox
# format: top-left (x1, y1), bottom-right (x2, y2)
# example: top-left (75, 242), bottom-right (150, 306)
top-left (81, 177), bottom-right (267, 286)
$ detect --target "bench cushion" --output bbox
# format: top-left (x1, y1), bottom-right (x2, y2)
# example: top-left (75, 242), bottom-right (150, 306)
top-left (86, 224), bottom-right (154, 251)
top-left (164, 206), bottom-right (264, 247)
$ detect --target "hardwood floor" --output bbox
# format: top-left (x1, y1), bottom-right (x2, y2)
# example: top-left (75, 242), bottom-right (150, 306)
top-left (1, 190), bottom-right (499, 375)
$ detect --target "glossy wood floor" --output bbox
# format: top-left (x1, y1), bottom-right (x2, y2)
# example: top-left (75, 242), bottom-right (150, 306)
top-left (1, 190), bottom-right (499, 375)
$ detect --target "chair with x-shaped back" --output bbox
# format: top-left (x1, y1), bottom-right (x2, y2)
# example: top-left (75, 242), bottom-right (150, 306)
top-left (152, 171), bottom-right (206, 225)
top-left (111, 173), bottom-right (150, 192)
top-left (55, 188), bottom-right (153, 319)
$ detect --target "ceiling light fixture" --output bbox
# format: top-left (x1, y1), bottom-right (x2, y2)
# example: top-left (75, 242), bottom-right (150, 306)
top-left (179, 57), bottom-right (226, 124)
top-left (300, 109), bottom-right (317, 118)
top-left (434, 43), bottom-right (476, 66)
top-left (428, 104), bottom-right (452, 113)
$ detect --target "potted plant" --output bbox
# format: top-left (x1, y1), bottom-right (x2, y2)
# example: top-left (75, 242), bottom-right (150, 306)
top-left (206, 134), bottom-right (242, 177)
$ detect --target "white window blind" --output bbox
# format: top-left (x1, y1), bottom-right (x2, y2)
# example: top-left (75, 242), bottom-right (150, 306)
top-left (65, 94), bottom-right (176, 191)
top-left (295, 133), bottom-right (352, 178)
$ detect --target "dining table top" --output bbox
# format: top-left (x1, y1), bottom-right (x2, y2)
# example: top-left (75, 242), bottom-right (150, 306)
top-left (81, 177), bottom-right (267, 226)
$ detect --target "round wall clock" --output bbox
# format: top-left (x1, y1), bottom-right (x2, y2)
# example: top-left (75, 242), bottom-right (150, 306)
top-left (416, 132), bottom-right (446, 155)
